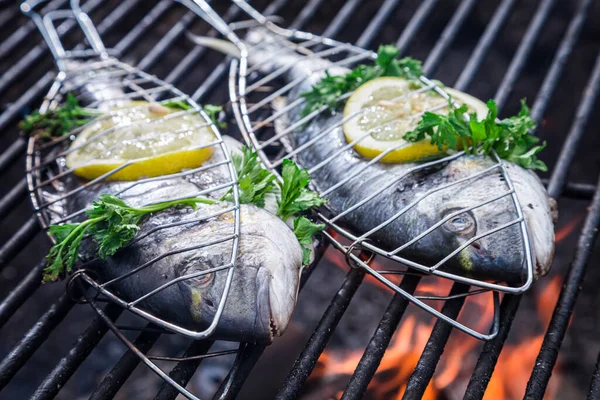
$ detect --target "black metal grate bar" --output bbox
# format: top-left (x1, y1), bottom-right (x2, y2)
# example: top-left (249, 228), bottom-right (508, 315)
top-left (0, 0), bottom-right (105, 97)
top-left (89, 324), bottom-right (161, 400)
top-left (530, 0), bottom-right (595, 124)
top-left (526, 170), bottom-right (600, 397)
top-left (587, 352), bottom-right (600, 400)
top-left (0, 0), bottom-right (67, 61)
top-left (213, 343), bottom-right (267, 400)
top-left (113, 0), bottom-right (172, 56)
top-left (355, 0), bottom-right (401, 48)
top-left (493, 0), bottom-right (557, 110)
top-left (454, 0), bottom-right (517, 90)
top-left (31, 304), bottom-right (124, 400)
top-left (288, 0), bottom-right (324, 31)
top-left (153, 340), bottom-right (214, 400)
top-left (320, 0), bottom-right (362, 39)
top-left (0, 294), bottom-right (74, 390)
top-left (465, 6), bottom-right (600, 392)
top-left (0, 179), bottom-right (27, 221)
top-left (402, 284), bottom-right (470, 399)
top-left (463, 294), bottom-right (521, 399)
top-left (0, 217), bottom-right (40, 271)
top-left (421, 0), bottom-right (478, 75)
top-left (276, 269), bottom-right (365, 399)
top-left (164, 3), bottom-right (242, 85)
top-left (524, 51), bottom-right (600, 398)
top-left (394, 0), bottom-right (439, 54)
top-left (0, 262), bottom-right (44, 329)
top-left (0, 0), bottom-right (598, 399)
top-left (341, 276), bottom-right (420, 400)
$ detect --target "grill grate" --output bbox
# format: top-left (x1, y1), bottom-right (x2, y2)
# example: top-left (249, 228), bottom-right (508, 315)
top-left (0, 0), bottom-right (599, 399)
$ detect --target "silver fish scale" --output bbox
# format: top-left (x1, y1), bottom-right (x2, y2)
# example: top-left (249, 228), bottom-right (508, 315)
top-left (183, 0), bottom-right (536, 340)
top-left (23, 2), bottom-right (241, 398)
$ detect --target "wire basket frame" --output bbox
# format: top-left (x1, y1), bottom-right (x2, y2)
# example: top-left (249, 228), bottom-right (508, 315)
top-left (20, 2), bottom-right (249, 398)
top-left (179, 0), bottom-right (541, 340)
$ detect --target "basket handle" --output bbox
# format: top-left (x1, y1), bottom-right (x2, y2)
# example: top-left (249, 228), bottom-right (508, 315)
top-left (20, 0), bottom-right (107, 68)
top-left (177, 0), bottom-right (247, 57)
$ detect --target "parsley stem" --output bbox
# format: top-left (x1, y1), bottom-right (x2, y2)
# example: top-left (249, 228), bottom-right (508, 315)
top-left (59, 217), bottom-right (103, 248)
top-left (129, 197), bottom-right (217, 214)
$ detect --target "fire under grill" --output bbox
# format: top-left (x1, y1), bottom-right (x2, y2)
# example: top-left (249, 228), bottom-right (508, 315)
top-left (1, 0), bottom-right (600, 399)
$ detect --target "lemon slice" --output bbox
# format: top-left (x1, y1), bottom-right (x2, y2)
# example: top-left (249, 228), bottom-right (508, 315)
top-left (65, 101), bottom-right (215, 181)
top-left (343, 77), bottom-right (488, 163)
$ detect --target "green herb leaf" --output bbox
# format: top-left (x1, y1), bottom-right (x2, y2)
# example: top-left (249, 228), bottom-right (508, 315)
top-left (293, 216), bottom-right (325, 265)
top-left (20, 93), bottom-right (99, 138)
top-left (43, 194), bottom-right (216, 283)
top-left (163, 100), bottom-right (192, 110)
top-left (300, 45), bottom-right (423, 117)
top-left (202, 104), bottom-right (227, 129)
top-left (164, 101), bottom-right (227, 129)
top-left (276, 159), bottom-right (326, 221)
top-left (404, 98), bottom-right (547, 171)
top-left (221, 146), bottom-right (277, 207)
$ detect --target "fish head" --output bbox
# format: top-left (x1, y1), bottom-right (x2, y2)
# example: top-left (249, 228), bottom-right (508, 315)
top-left (404, 157), bottom-right (555, 284)
top-left (116, 204), bottom-right (303, 343)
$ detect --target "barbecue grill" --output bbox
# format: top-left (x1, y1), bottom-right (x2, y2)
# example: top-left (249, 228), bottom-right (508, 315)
top-left (1, 0), bottom-right (600, 399)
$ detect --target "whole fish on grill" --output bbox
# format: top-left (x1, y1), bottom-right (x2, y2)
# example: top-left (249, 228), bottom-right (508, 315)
top-left (34, 64), bottom-right (304, 344)
top-left (191, 29), bottom-right (557, 284)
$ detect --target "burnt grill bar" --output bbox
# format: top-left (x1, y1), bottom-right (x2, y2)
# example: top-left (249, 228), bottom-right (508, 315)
top-left (276, 269), bottom-right (365, 399)
top-left (31, 304), bottom-right (124, 400)
top-left (342, 275), bottom-right (420, 399)
top-left (588, 353), bottom-right (600, 400)
top-left (0, 261), bottom-right (44, 329)
top-left (0, 0), bottom-right (67, 61)
top-left (524, 52), bottom-right (600, 398)
top-left (467, 13), bottom-right (600, 394)
top-left (0, 0), bottom-right (598, 399)
top-left (526, 166), bottom-right (600, 398)
top-left (338, 0), bottom-right (489, 393)
top-left (89, 324), bottom-right (161, 400)
top-left (153, 340), bottom-right (215, 400)
top-left (0, 293), bottom-right (75, 390)
top-left (401, 0), bottom-right (571, 392)
top-left (0, 217), bottom-right (40, 270)
top-left (0, 0), bottom-right (105, 96)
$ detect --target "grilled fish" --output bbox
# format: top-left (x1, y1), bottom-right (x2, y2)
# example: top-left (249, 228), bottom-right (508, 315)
top-left (38, 63), bottom-right (303, 343)
top-left (194, 30), bottom-right (557, 284)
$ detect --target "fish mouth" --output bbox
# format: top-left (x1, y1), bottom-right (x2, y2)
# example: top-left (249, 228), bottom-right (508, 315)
top-left (270, 316), bottom-right (279, 338)
top-left (256, 267), bottom-right (276, 342)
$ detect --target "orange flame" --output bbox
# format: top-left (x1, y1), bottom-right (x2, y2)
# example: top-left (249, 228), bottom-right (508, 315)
top-left (555, 213), bottom-right (584, 242)
top-left (311, 248), bottom-right (564, 399)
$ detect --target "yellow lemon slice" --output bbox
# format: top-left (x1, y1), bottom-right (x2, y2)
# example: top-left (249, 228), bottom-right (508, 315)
top-left (65, 101), bottom-right (216, 181)
top-left (343, 77), bottom-right (488, 163)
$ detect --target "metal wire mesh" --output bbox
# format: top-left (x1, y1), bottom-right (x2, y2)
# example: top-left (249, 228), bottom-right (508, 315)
top-left (0, 0), bottom-right (599, 399)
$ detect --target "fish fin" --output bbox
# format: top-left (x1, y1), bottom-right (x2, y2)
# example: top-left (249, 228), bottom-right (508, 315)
top-left (185, 32), bottom-right (241, 58)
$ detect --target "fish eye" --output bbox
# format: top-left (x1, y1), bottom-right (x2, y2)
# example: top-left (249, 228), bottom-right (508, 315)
top-left (443, 211), bottom-right (476, 235)
top-left (187, 272), bottom-right (214, 287)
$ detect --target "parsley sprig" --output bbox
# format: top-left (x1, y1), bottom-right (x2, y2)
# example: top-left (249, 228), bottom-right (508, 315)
top-left (223, 148), bottom-right (327, 263)
top-left (293, 216), bottom-right (325, 265)
top-left (44, 194), bottom-right (216, 282)
top-left (20, 93), bottom-right (99, 138)
top-left (276, 159), bottom-right (327, 221)
top-left (404, 99), bottom-right (547, 171)
top-left (45, 148), bottom-right (326, 281)
top-left (221, 146), bottom-right (276, 207)
top-left (163, 100), bottom-right (227, 129)
top-left (276, 160), bottom-right (327, 264)
top-left (300, 45), bottom-right (423, 117)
